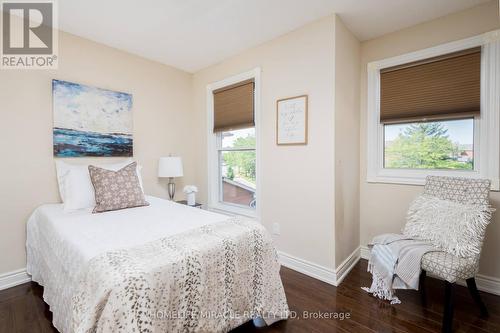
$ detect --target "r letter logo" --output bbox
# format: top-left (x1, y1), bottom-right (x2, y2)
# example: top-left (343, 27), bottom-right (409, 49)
top-left (1, 0), bottom-right (58, 69)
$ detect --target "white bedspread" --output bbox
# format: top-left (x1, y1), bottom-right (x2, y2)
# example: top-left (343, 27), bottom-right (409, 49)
top-left (26, 196), bottom-right (272, 333)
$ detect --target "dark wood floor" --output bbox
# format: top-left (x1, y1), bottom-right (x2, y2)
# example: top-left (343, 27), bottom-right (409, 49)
top-left (1, 259), bottom-right (499, 332)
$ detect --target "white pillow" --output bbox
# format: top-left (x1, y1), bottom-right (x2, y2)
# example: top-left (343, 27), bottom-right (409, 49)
top-left (403, 195), bottom-right (494, 258)
top-left (55, 159), bottom-right (144, 211)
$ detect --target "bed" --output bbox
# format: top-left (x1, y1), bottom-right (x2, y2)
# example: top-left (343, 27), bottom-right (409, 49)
top-left (26, 196), bottom-right (288, 333)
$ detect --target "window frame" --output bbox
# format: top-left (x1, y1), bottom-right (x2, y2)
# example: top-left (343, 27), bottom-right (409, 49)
top-left (366, 30), bottom-right (500, 190)
top-left (207, 68), bottom-right (261, 217)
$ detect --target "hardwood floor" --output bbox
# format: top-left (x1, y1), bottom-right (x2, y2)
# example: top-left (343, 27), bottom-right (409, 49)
top-left (1, 259), bottom-right (499, 332)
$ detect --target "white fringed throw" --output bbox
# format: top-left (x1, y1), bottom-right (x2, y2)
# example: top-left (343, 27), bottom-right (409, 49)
top-left (403, 195), bottom-right (494, 258)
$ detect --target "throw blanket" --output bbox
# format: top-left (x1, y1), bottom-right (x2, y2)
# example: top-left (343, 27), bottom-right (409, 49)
top-left (72, 217), bottom-right (289, 333)
top-left (362, 233), bottom-right (436, 304)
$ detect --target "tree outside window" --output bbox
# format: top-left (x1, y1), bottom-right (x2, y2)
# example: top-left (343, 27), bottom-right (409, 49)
top-left (384, 119), bottom-right (473, 170)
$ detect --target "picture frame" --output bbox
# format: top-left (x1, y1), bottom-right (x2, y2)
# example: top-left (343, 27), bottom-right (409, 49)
top-left (276, 94), bottom-right (308, 145)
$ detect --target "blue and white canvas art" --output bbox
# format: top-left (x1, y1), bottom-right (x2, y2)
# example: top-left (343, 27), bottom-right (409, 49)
top-left (53, 79), bottom-right (133, 157)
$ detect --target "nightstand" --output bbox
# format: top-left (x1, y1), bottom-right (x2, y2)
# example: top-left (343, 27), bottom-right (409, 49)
top-left (176, 200), bottom-right (203, 209)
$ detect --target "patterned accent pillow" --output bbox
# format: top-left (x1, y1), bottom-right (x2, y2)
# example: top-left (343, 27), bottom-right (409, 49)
top-left (88, 162), bottom-right (149, 213)
top-left (403, 195), bottom-right (494, 258)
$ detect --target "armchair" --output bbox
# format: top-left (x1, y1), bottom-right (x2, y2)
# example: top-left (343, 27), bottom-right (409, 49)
top-left (418, 176), bottom-right (491, 333)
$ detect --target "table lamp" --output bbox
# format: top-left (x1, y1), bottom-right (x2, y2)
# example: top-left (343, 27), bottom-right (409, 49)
top-left (158, 156), bottom-right (183, 200)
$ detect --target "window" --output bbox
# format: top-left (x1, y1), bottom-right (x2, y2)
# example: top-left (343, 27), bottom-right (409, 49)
top-left (207, 68), bottom-right (260, 216)
top-left (367, 31), bottom-right (500, 189)
top-left (378, 48), bottom-right (479, 173)
top-left (384, 118), bottom-right (474, 170)
top-left (218, 128), bottom-right (256, 208)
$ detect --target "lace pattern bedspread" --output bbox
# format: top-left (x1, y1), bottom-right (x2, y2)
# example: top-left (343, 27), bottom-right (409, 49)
top-left (71, 217), bottom-right (289, 333)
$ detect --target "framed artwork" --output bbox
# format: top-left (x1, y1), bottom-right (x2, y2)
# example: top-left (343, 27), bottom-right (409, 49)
top-left (276, 95), bottom-right (308, 145)
top-left (52, 79), bottom-right (133, 157)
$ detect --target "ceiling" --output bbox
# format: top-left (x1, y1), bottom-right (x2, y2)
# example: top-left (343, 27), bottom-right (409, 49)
top-left (57, 0), bottom-right (490, 72)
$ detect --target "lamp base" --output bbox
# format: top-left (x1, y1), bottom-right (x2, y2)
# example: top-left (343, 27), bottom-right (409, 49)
top-left (168, 178), bottom-right (175, 200)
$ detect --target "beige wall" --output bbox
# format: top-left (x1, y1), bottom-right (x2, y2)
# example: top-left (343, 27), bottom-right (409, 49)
top-left (193, 16), bottom-right (337, 269)
top-left (3, 2), bottom-right (495, 282)
top-left (334, 16), bottom-right (361, 265)
top-left (360, 1), bottom-right (500, 278)
top-left (0, 23), bottom-right (195, 274)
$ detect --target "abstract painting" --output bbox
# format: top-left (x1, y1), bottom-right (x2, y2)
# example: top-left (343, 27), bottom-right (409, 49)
top-left (53, 79), bottom-right (133, 157)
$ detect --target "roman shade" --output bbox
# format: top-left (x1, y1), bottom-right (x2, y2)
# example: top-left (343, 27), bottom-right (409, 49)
top-left (213, 79), bottom-right (254, 132)
top-left (380, 47), bottom-right (481, 123)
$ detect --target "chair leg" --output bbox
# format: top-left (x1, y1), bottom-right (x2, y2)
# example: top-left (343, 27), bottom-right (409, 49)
top-left (466, 278), bottom-right (489, 317)
top-left (442, 281), bottom-right (454, 333)
top-left (419, 270), bottom-right (427, 306)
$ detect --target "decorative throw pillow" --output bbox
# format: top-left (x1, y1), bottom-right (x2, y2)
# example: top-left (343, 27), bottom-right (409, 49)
top-left (88, 162), bottom-right (149, 213)
top-left (55, 159), bottom-right (145, 211)
top-left (403, 195), bottom-right (494, 258)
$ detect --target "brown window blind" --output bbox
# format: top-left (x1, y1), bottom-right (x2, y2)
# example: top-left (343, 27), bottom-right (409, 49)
top-left (213, 79), bottom-right (255, 132)
top-left (380, 47), bottom-right (481, 123)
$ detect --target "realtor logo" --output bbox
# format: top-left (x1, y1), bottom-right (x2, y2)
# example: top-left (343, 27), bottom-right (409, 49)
top-left (1, 0), bottom-right (58, 69)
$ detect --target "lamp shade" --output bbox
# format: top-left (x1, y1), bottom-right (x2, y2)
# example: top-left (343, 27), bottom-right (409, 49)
top-left (158, 157), bottom-right (183, 178)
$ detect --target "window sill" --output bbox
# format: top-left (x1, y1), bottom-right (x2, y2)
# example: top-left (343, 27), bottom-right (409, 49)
top-left (207, 203), bottom-right (257, 219)
top-left (367, 169), bottom-right (499, 190)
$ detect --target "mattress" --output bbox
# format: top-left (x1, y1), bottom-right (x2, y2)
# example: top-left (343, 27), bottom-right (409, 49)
top-left (26, 196), bottom-right (231, 332)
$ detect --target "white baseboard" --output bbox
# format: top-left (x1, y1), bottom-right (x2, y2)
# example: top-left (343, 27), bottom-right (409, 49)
top-left (278, 247), bottom-right (360, 287)
top-left (360, 245), bottom-right (500, 296)
top-left (334, 246), bottom-right (361, 285)
top-left (471, 275), bottom-right (500, 296)
top-left (2, 247), bottom-right (497, 297)
top-left (0, 268), bottom-right (31, 291)
top-left (360, 245), bottom-right (371, 260)
top-left (278, 251), bottom-right (337, 286)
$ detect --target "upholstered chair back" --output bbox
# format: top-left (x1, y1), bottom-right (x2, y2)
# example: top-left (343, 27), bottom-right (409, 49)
top-left (423, 176), bottom-right (491, 206)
